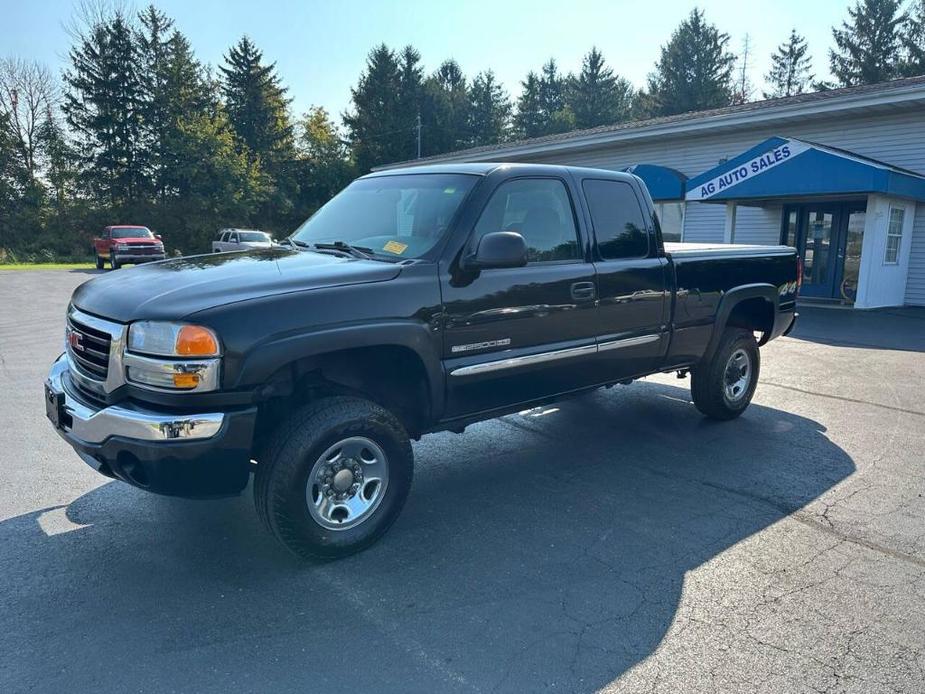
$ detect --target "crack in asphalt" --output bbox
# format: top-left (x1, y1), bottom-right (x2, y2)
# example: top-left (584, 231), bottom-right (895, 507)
top-left (761, 381), bottom-right (925, 417)
top-left (501, 415), bottom-right (925, 572)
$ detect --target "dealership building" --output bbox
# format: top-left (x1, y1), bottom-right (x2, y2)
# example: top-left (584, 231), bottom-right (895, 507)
top-left (387, 76), bottom-right (925, 308)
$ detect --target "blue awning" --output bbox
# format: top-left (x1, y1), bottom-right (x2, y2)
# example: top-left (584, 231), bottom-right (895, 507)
top-left (623, 164), bottom-right (687, 201)
top-left (685, 136), bottom-right (925, 203)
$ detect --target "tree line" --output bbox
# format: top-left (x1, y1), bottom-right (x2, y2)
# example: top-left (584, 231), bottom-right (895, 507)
top-left (2, 0), bottom-right (925, 262)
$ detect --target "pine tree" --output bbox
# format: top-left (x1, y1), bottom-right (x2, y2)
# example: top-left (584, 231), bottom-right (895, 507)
top-left (422, 60), bottom-right (470, 155)
top-left (395, 46), bottom-right (424, 158)
top-left (468, 70), bottom-right (511, 145)
top-left (764, 30), bottom-right (815, 98)
top-left (36, 111), bottom-right (77, 209)
top-left (537, 59), bottom-right (574, 134)
top-left (646, 9), bottom-right (735, 116)
top-left (569, 47), bottom-right (633, 129)
top-left (62, 11), bottom-right (146, 207)
top-left (219, 36), bottom-right (294, 166)
top-left (514, 71), bottom-right (544, 138)
top-left (159, 31), bottom-right (219, 197)
top-left (343, 44), bottom-right (405, 171)
top-left (900, 0), bottom-right (925, 76)
top-left (137, 5), bottom-right (174, 197)
top-left (830, 0), bottom-right (907, 86)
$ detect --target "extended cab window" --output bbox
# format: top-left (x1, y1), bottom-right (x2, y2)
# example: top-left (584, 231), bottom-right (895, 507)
top-left (583, 179), bottom-right (649, 259)
top-left (473, 178), bottom-right (579, 262)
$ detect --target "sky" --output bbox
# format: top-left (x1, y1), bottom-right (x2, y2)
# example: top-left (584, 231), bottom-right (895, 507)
top-left (0, 0), bottom-right (854, 124)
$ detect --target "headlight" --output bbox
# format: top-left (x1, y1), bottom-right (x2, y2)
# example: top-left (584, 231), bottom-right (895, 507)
top-left (126, 322), bottom-right (221, 392)
top-left (128, 321), bottom-right (220, 357)
top-left (115, 243), bottom-right (128, 251)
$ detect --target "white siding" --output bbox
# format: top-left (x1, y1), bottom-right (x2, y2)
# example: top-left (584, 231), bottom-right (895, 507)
top-left (906, 209), bottom-right (925, 305)
top-left (510, 108), bottom-right (925, 305)
top-left (732, 204), bottom-right (784, 245)
top-left (680, 202), bottom-right (725, 242)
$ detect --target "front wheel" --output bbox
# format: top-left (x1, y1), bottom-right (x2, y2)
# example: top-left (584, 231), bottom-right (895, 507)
top-left (690, 328), bottom-right (760, 420)
top-left (110, 256), bottom-right (120, 270)
top-left (254, 396), bottom-right (413, 559)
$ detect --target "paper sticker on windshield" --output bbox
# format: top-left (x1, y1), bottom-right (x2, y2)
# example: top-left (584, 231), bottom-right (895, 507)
top-left (443, 187), bottom-right (456, 194)
top-left (383, 240), bottom-right (408, 255)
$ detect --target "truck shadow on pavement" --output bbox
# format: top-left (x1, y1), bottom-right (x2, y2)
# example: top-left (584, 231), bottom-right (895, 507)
top-left (1, 381), bottom-right (854, 693)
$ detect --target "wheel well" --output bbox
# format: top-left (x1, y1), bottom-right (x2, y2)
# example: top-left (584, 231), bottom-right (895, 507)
top-left (726, 297), bottom-right (774, 339)
top-left (254, 345), bottom-right (432, 443)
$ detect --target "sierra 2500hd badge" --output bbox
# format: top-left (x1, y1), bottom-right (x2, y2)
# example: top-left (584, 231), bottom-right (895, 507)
top-left (451, 338), bottom-right (511, 354)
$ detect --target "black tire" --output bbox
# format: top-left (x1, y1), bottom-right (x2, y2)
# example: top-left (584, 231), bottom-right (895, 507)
top-left (254, 396), bottom-right (413, 560)
top-left (690, 328), bottom-right (760, 420)
top-left (95, 255), bottom-right (104, 269)
top-left (110, 256), bottom-right (120, 270)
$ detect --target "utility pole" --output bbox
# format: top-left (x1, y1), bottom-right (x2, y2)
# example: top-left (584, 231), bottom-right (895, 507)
top-left (415, 112), bottom-right (422, 159)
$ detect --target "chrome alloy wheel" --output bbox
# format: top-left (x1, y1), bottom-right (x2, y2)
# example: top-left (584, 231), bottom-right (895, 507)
top-left (306, 436), bottom-right (389, 530)
top-left (723, 348), bottom-right (751, 403)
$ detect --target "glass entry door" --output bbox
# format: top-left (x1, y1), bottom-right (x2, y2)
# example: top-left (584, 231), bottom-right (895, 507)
top-left (782, 201), bottom-right (866, 302)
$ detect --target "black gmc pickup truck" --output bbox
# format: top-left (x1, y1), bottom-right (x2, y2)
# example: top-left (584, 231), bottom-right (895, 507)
top-left (45, 163), bottom-right (798, 558)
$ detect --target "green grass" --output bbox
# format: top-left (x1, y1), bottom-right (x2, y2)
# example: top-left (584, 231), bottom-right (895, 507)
top-left (0, 262), bottom-right (95, 271)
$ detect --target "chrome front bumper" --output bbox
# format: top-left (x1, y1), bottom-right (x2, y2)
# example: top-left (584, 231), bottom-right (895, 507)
top-left (46, 354), bottom-right (224, 444)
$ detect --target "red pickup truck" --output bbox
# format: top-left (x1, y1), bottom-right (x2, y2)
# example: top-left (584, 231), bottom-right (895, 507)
top-left (94, 225), bottom-right (166, 270)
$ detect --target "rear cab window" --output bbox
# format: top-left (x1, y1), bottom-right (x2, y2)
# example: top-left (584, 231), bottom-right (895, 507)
top-left (582, 179), bottom-right (650, 259)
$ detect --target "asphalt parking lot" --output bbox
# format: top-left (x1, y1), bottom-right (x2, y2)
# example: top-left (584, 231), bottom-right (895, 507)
top-left (2, 268), bottom-right (924, 693)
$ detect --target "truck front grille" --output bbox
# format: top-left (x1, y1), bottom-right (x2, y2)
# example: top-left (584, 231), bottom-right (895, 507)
top-left (119, 244), bottom-right (161, 255)
top-left (67, 315), bottom-right (112, 380)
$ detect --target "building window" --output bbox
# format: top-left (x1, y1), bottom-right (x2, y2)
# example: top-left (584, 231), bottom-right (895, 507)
top-left (656, 202), bottom-right (684, 242)
top-left (884, 207), bottom-right (904, 264)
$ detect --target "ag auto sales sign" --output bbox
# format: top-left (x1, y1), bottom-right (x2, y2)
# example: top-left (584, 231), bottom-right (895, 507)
top-left (685, 139), bottom-right (811, 201)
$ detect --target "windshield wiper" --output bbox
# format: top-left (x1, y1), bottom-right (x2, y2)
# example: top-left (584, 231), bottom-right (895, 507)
top-left (311, 241), bottom-right (377, 260)
top-left (289, 239), bottom-right (311, 249)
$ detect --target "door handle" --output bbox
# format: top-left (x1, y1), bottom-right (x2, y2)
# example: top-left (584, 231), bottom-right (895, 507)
top-left (571, 281), bottom-right (596, 302)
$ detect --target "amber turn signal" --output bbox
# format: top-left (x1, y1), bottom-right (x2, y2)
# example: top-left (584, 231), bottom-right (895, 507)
top-left (176, 325), bottom-right (219, 356)
top-left (172, 372), bottom-right (201, 389)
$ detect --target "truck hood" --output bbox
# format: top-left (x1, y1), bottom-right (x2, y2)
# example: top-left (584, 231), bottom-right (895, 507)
top-left (72, 248), bottom-right (402, 322)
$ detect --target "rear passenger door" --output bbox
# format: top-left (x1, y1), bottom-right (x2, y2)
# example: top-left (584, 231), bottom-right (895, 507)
top-left (442, 177), bottom-right (600, 418)
top-left (579, 177), bottom-right (670, 380)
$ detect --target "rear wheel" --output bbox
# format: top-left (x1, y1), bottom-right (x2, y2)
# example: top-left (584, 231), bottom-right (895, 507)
top-left (254, 396), bottom-right (413, 559)
top-left (690, 328), bottom-right (759, 420)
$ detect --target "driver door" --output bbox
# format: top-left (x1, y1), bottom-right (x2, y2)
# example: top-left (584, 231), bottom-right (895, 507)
top-left (441, 177), bottom-right (599, 418)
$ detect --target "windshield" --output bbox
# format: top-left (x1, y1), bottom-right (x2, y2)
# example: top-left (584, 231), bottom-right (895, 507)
top-left (111, 227), bottom-right (153, 239)
top-left (238, 231), bottom-right (270, 242)
top-left (290, 174), bottom-right (478, 259)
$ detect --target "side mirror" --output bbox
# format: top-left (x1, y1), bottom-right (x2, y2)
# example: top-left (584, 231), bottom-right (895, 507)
top-left (155, 234), bottom-right (162, 240)
top-left (463, 231), bottom-right (528, 270)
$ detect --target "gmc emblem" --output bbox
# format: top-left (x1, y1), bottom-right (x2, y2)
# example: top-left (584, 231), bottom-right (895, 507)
top-left (67, 329), bottom-right (84, 352)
